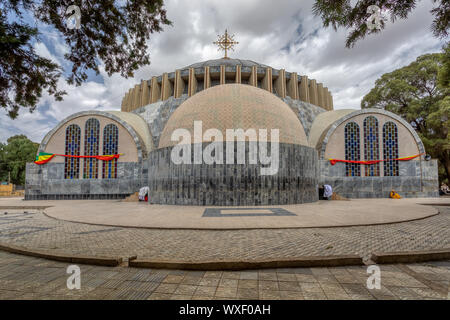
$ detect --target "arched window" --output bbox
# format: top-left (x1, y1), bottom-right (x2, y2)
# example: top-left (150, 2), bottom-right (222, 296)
top-left (363, 116), bottom-right (380, 176)
top-left (102, 124), bottom-right (119, 179)
top-left (383, 121), bottom-right (399, 176)
top-left (344, 122), bottom-right (361, 176)
top-left (83, 118), bottom-right (100, 179)
top-left (64, 124), bottom-right (81, 179)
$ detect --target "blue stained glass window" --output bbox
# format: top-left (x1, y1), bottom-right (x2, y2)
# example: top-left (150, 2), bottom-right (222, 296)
top-left (344, 122), bottom-right (361, 176)
top-left (363, 116), bottom-right (380, 176)
top-left (102, 124), bottom-right (119, 179)
top-left (83, 118), bottom-right (100, 179)
top-left (383, 121), bottom-right (399, 176)
top-left (64, 124), bottom-right (81, 179)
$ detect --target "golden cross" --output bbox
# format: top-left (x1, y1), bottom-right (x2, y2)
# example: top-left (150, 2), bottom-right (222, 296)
top-left (213, 29), bottom-right (238, 59)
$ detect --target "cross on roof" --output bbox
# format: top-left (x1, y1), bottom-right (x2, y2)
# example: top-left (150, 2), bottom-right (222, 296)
top-left (213, 29), bottom-right (238, 59)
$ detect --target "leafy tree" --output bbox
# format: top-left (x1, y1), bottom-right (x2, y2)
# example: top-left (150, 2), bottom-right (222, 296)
top-left (0, 0), bottom-right (171, 118)
top-left (438, 42), bottom-right (450, 90)
top-left (313, 0), bottom-right (449, 48)
top-left (0, 135), bottom-right (38, 185)
top-left (0, 142), bottom-right (5, 181)
top-left (361, 45), bottom-right (449, 183)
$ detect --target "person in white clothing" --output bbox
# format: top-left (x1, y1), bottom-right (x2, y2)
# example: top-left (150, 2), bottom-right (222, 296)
top-left (323, 184), bottom-right (333, 200)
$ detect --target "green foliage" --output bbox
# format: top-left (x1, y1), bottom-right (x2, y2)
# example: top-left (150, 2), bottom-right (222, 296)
top-left (313, 0), bottom-right (449, 48)
top-left (362, 45), bottom-right (450, 183)
top-left (0, 135), bottom-right (38, 185)
top-left (0, 0), bottom-right (171, 118)
top-left (438, 42), bottom-right (450, 92)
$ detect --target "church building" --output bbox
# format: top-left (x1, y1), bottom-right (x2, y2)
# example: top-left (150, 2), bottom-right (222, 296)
top-left (25, 33), bottom-right (439, 204)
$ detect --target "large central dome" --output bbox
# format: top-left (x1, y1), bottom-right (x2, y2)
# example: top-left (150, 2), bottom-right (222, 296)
top-left (158, 84), bottom-right (308, 148)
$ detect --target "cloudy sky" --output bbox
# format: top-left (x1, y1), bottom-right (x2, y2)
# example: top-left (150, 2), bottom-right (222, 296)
top-left (1, 0), bottom-right (446, 143)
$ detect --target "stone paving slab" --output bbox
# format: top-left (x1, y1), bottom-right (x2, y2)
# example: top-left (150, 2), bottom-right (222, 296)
top-left (0, 204), bottom-right (448, 263)
top-left (0, 197), bottom-right (443, 229)
top-left (0, 251), bottom-right (448, 300)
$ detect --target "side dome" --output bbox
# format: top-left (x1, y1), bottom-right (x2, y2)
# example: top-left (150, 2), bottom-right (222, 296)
top-left (159, 84), bottom-right (308, 148)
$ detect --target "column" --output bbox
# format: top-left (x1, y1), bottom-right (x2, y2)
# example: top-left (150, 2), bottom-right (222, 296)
top-left (317, 83), bottom-right (325, 109)
top-left (299, 75), bottom-right (310, 103)
top-left (204, 66), bottom-right (211, 90)
top-left (309, 79), bottom-right (318, 106)
top-left (188, 68), bottom-right (197, 96)
top-left (262, 67), bottom-right (272, 92)
top-left (126, 88), bottom-right (134, 112)
top-left (219, 65), bottom-right (226, 85)
top-left (174, 70), bottom-right (185, 98)
top-left (328, 92), bottom-right (334, 110)
top-left (161, 73), bottom-right (173, 100)
top-left (140, 80), bottom-right (150, 107)
top-left (249, 66), bottom-right (257, 86)
top-left (274, 69), bottom-right (286, 98)
top-left (132, 84), bottom-right (141, 111)
top-left (235, 65), bottom-right (241, 83)
top-left (121, 93), bottom-right (128, 111)
top-left (150, 76), bottom-right (160, 103)
top-left (287, 72), bottom-right (299, 99)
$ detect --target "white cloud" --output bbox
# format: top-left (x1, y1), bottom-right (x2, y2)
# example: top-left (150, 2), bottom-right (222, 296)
top-left (0, 0), bottom-right (446, 143)
top-left (34, 42), bottom-right (61, 66)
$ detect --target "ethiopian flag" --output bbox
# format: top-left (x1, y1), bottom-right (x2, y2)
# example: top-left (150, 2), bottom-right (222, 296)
top-left (35, 152), bottom-right (56, 164)
top-left (34, 152), bottom-right (122, 165)
top-left (329, 153), bottom-right (424, 166)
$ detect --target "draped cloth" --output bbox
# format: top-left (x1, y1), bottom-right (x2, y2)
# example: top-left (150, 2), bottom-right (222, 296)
top-left (328, 153), bottom-right (424, 166)
top-left (35, 152), bottom-right (122, 165)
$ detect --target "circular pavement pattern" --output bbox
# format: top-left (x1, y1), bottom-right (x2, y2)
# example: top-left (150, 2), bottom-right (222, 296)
top-left (41, 198), bottom-right (440, 229)
top-left (0, 200), bottom-right (448, 263)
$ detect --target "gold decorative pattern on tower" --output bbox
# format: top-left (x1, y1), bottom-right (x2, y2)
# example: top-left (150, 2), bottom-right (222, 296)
top-left (213, 29), bottom-right (238, 59)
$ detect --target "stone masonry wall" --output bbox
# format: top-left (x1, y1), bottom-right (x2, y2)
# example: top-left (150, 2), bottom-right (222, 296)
top-left (319, 159), bottom-right (439, 198)
top-left (132, 95), bottom-right (189, 148)
top-left (283, 97), bottom-right (327, 137)
top-left (25, 161), bottom-right (147, 200)
top-left (148, 142), bottom-right (319, 206)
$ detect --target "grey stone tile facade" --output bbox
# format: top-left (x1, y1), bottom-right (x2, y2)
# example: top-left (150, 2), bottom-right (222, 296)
top-left (318, 159), bottom-right (439, 198)
top-left (25, 162), bottom-right (146, 200)
top-left (282, 97), bottom-right (327, 137)
top-left (133, 95), bottom-right (189, 148)
top-left (148, 142), bottom-right (319, 206)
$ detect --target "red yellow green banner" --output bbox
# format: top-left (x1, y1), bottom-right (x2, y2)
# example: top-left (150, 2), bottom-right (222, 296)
top-left (35, 152), bottom-right (122, 165)
top-left (328, 153), bottom-right (424, 166)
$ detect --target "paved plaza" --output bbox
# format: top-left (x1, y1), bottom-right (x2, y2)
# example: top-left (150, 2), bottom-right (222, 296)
top-left (26, 198), bottom-right (440, 229)
top-left (0, 197), bottom-right (449, 300)
top-left (0, 250), bottom-right (448, 300)
top-left (0, 199), bottom-right (448, 263)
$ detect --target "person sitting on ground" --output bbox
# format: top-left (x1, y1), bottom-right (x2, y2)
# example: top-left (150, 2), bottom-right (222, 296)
top-left (323, 184), bottom-right (333, 200)
top-left (440, 183), bottom-right (450, 195)
top-left (390, 190), bottom-right (402, 199)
